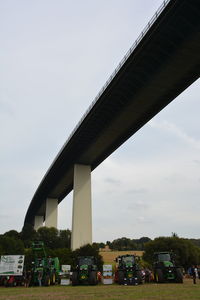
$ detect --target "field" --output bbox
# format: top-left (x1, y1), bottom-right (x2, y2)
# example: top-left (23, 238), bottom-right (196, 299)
top-left (100, 251), bottom-right (144, 265)
top-left (0, 280), bottom-right (200, 300)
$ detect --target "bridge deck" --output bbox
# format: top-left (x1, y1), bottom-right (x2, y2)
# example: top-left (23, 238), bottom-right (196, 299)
top-left (25, 0), bottom-right (200, 225)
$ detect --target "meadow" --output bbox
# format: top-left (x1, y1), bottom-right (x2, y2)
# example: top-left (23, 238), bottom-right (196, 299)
top-left (0, 279), bottom-right (199, 300)
top-left (99, 250), bottom-right (144, 265)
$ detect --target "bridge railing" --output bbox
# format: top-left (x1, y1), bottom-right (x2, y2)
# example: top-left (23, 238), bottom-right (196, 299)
top-left (51, 0), bottom-right (171, 165)
top-left (65, 0), bottom-right (171, 144)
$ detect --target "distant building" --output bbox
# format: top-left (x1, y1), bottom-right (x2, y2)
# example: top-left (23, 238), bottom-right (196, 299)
top-left (99, 245), bottom-right (111, 252)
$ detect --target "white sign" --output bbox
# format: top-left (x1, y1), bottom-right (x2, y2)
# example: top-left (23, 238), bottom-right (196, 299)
top-left (60, 278), bottom-right (70, 285)
top-left (0, 255), bottom-right (25, 276)
top-left (102, 264), bottom-right (113, 284)
top-left (103, 265), bottom-right (112, 271)
top-left (61, 265), bottom-right (71, 272)
top-left (102, 278), bottom-right (113, 284)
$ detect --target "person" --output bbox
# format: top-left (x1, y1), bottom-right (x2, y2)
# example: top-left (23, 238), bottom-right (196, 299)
top-left (198, 266), bottom-right (200, 279)
top-left (24, 270), bottom-right (32, 287)
top-left (144, 268), bottom-right (151, 283)
top-left (37, 270), bottom-right (43, 287)
top-left (191, 265), bottom-right (198, 284)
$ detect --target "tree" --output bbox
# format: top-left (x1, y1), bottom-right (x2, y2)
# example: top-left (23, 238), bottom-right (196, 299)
top-left (20, 223), bottom-right (37, 248)
top-left (0, 236), bottom-right (24, 255)
top-left (134, 237), bottom-right (152, 250)
top-left (99, 242), bottom-right (105, 249)
top-left (59, 229), bottom-right (71, 248)
top-left (24, 248), bottom-right (34, 271)
top-left (111, 237), bottom-right (137, 250)
top-left (4, 230), bottom-right (20, 240)
top-left (37, 227), bottom-right (60, 249)
top-left (49, 248), bottom-right (73, 266)
top-left (106, 241), bottom-right (112, 249)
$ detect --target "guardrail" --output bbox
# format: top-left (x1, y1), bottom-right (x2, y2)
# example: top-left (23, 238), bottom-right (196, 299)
top-left (65, 0), bottom-right (171, 146)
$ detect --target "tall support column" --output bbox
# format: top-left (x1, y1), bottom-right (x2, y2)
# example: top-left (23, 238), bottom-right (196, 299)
top-left (71, 164), bottom-right (92, 250)
top-left (34, 216), bottom-right (44, 231)
top-left (45, 198), bottom-right (58, 228)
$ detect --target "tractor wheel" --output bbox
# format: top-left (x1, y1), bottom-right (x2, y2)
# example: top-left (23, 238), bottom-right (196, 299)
top-left (175, 268), bottom-right (183, 283)
top-left (89, 271), bottom-right (98, 285)
top-left (118, 271), bottom-right (124, 285)
top-left (72, 271), bottom-right (79, 286)
top-left (155, 269), bottom-right (164, 283)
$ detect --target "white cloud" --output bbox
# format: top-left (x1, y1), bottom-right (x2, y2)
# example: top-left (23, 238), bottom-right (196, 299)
top-left (149, 120), bottom-right (200, 150)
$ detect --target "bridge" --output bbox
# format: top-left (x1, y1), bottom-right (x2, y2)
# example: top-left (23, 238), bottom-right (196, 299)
top-left (24, 0), bottom-right (200, 250)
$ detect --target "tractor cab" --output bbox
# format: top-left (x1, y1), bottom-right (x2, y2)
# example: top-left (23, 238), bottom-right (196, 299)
top-left (118, 255), bottom-right (136, 267)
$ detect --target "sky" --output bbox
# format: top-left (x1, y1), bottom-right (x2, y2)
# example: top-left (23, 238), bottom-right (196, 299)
top-left (0, 0), bottom-right (200, 243)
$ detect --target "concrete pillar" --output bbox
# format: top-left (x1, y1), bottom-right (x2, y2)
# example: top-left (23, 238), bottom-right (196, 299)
top-left (71, 164), bottom-right (92, 250)
top-left (34, 216), bottom-right (44, 231)
top-left (45, 198), bottom-right (58, 228)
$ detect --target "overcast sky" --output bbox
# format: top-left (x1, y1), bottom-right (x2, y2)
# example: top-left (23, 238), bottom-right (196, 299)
top-left (1, 0), bottom-right (200, 243)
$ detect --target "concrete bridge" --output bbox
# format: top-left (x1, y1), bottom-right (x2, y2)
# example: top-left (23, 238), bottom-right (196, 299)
top-left (24, 0), bottom-right (200, 250)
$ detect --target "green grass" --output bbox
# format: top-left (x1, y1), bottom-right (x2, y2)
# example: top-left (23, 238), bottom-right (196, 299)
top-left (0, 279), bottom-right (199, 300)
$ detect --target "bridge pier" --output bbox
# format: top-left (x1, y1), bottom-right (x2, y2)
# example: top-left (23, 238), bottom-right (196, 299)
top-left (34, 215), bottom-right (43, 230)
top-left (45, 198), bottom-right (58, 228)
top-left (71, 164), bottom-right (92, 250)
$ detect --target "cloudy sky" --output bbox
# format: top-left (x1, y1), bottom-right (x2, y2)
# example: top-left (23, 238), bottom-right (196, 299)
top-left (1, 0), bottom-right (200, 242)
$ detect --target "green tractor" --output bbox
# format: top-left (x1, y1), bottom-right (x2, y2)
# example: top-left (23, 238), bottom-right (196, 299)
top-left (31, 241), bottom-right (60, 286)
top-left (72, 256), bottom-right (98, 286)
top-left (153, 252), bottom-right (183, 283)
top-left (114, 254), bottom-right (144, 285)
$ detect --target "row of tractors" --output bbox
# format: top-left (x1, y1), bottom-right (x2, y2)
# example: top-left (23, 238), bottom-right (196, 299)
top-left (0, 242), bottom-right (183, 287)
top-left (71, 251), bottom-right (183, 286)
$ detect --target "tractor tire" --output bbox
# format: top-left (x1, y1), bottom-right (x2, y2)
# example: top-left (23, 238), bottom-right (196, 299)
top-left (118, 271), bottom-right (124, 285)
top-left (175, 268), bottom-right (183, 283)
top-left (89, 271), bottom-right (98, 285)
top-left (72, 271), bottom-right (79, 286)
top-left (155, 269), bottom-right (164, 283)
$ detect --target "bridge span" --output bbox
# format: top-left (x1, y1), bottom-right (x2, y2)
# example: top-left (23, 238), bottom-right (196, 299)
top-left (24, 0), bottom-right (200, 249)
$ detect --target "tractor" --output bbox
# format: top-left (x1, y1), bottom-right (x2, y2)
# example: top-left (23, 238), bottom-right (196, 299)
top-left (71, 256), bottom-right (98, 285)
top-left (114, 254), bottom-right (144, 285)
top-left (31, 241), bottom-right (60, 286)
top-left (153, 251), bottom-right (183, 283)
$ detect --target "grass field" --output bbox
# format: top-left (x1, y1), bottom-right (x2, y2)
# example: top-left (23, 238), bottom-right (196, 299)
top-left (0, 279), bottom-right (199, 300)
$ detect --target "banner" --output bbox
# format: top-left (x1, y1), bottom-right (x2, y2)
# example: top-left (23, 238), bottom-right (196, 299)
top-left (0, 255), bottom-right (25, 276)
top-left (102, 264), bottom-right (113, 284)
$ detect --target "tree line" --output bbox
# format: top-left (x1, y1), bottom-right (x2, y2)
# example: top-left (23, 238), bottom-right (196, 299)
top-left (1, 225), bottom-right (200, 270)
top-left (0, 225), bottom-right (103, 270)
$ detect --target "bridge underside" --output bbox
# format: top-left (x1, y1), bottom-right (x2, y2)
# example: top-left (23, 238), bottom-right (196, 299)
top-left (25, 0), bottom-right (200, 226)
